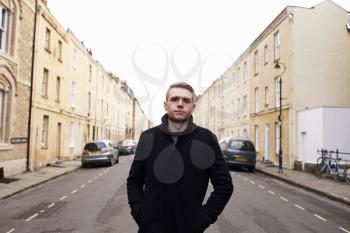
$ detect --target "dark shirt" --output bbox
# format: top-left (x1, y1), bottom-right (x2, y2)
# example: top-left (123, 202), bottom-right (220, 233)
top-left (127, 114), bottom-right (233, 233)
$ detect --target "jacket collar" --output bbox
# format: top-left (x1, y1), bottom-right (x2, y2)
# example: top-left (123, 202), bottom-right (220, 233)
top-left (158, 114), bottom-right (198, 136)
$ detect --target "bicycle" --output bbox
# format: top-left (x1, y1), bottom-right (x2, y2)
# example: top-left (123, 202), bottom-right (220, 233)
top-left (314, 149), bottom-right (343, 182)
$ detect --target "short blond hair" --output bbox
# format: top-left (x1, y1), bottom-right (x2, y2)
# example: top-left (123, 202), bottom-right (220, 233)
top-left (165, 82), bottom-right (196, 101)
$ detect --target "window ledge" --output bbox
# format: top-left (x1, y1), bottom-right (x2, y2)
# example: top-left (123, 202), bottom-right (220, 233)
top-left (57, 58), bottom-right (63, 63)
top-left (41, 146), bottom-right (48, 149)
top-left (45, 48), bottom-right (51, 54)
top-left (0, 144), bottom-right (14, 151)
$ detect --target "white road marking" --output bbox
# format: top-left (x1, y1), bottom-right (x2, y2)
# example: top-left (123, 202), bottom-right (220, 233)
top-left (60, 195), bottom-right (67, 201)
top-left (250, 181), bottom-right (256, 184)
top-left (343, 197), bottom-right (349, 201)
top-left (268, 190), bottom-right (275, 195)
top-left (39, 209), bottom-right (45, 213)
top-left (71, 189), bottom-right (77, 194)
top-left (280, 196), bottom-right (289, 202)
top-left (313, 214), bottom-right (327, 222)
top-left (47, 203), bottom-right (55, 208)
top-left (99, 173), bottom-right (102, 176)
top-left (88, 180), bottom-right (92, 183)
top-left (103, 170), bottom-right (106, 173)
top-left (294, 204), bottom-right (305, 210)
top-left (339, 227), bottom-right (350, 233)
top-left (6, 229), bottom-right (15, 233)
top-left (94, 176), bottom-right (98, 179)
top-left (80, 184), bottom-right (86, 188)
top-left (25, 213), bottom-right (39, 222)
top-left (243, 177), bottom-right (248, 181)
top-left (238, 174), bottom-right (241, 177)
top-left (259, 185), bottom-right (265, 189)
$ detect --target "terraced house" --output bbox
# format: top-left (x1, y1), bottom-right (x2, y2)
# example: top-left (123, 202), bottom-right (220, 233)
top-left (194, 0), bottom-right (350, 169)
top-left (0, 0), bottom-right (35, 177)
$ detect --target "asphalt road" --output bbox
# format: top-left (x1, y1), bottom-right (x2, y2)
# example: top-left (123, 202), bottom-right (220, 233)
top-left (0, 155), bottom-right (349, 233)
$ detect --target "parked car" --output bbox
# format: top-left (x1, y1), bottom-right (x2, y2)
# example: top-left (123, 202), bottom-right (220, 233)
top-left (81, 140), bottom-right (119, 167)
top-left (116, 139), bottom-right (137, 155)
top-left (221, 138), bottom-right (256, 172)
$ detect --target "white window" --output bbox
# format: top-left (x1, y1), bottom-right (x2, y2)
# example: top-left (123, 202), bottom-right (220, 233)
top-left (56, 76), bottom-right (61, 102)
top-left (275, 122), bottom-right (280, 153)
top-left (254, 50), bottom-right (259, 74)
top-left (255, 125), bottom-right (259, 151)
top-left (88, 92), bottom-right (91, 115)
top-left (72, 48), bottom-right (78, 69)
top-left (42, 69), bottom-right (49, 97)
top-left (243, 62), bottom-right (247, 81)
top-left (69, 122), bottom-right (74, 148)
top-left (45, 28), bottom-right (51, 51)
top-left (243, 95), bottom-right (247, 115)
top-left (255, 87), bottom-right (259, 113)
top-left (41, 115), bottom-right (49, 147)
top-left (264, 45), bottom-right (268, 64)
top-left (237, 98), bottom-right (240, 117)
top-left (275, 77), bottom-right (281, 107)
top-left (274, 31), bottom-right (280, 60)
top-left (0, 6), bottom-right (8, 52)
top-left (58, 40), bottom-right (62, 60)
top-left (71, 81), bottom-right (76, 107)
top-left (265, 86), bottom-right (269, 107)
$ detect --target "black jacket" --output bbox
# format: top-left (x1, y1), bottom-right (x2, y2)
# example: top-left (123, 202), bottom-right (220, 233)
top-left (127, 114), bottom-right (233, 233)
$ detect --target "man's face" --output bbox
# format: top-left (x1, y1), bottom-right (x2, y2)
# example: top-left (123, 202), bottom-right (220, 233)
top-left (164, 87), bottom-right (196, 123)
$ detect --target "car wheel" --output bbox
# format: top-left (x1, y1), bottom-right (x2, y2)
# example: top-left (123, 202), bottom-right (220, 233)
top-left (248, 167), bottom-right (255, 172)
top-left (109, 157), bottom-right (114, 166)
top-left (81, 163), bottom-right (86, 168)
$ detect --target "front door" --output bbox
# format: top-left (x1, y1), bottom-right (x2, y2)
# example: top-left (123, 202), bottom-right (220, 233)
top-left (57, 123), bottom-right (62, 160)
top-left (264, 123), bottom-right (270, 161)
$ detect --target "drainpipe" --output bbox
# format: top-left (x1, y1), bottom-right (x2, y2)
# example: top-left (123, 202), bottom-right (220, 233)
top-left (26, 0), bottom-right (39, 171)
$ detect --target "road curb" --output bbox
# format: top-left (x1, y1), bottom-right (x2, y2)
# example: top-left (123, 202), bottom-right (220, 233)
top-left (0, 166), bottom-right (81, 201)
top-left (255, 168), bottom-right (350, 207)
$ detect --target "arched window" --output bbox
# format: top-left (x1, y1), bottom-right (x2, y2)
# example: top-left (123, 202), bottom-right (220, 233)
top-left (0, 75), bottom-right (11, 143)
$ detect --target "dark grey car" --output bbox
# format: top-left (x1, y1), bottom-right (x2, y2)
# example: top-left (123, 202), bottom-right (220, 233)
top-left (222, 139), bottom-right (256, 172)
top-left (116, 139), bottom-right (137, 155)
top-left (81, 140), bottom-right (119, 167)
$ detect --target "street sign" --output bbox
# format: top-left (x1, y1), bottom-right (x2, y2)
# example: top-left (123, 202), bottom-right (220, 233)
top-left (10, 137), bottom-right (28, 144)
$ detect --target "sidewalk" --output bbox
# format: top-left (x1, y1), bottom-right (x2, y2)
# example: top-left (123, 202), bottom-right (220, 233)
top-left (0, 160), bottom-right (81, 201)
top-left (256, 161), bottom-right (350, 206)
top-left (1, 160), bottom-right (349, 207)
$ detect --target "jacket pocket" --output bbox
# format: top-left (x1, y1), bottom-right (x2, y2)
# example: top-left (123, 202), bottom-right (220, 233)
top-left (194, 209), bottom-right (211, 233)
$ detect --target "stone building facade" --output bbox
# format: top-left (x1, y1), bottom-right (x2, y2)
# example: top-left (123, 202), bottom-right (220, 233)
top-left (0, 0), bottom-right (35, 176)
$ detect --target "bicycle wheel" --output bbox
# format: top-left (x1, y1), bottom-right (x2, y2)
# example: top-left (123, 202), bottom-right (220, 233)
top-left (344, 167), bottom-right (350, 185)
top-left (314, 157), bottom-right (328, 179)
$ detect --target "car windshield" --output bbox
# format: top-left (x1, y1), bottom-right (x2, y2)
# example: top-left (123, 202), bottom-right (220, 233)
top-left (228, 140), bottom-right (255, 152)
top-left (121, 140), bottom-right (134, 146)
top-left (84, 142), bottom-right (106, 151)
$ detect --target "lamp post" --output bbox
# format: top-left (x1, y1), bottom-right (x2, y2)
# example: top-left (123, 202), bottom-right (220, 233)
top-left (274, 61), bottom-right (286, 174)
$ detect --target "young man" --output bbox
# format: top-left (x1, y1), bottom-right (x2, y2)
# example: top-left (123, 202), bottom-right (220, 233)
top-left (127, 82), bottom-right (233, 233)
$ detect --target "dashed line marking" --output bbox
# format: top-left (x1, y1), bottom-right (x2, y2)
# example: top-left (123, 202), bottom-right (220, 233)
top-left (94, 176), bottom-right (98, 179)
top-left (250, 181), bottom-right (256, 184)
top-left (268, 190), bottom-right (275, 195)
top-left (71, 189), bottom-right (78, 194)
top-left (343, 197), bottom-right (349, 201)
top-left (259, 185), bottom-right (265, 189)
top-left (25, 213), bottom-right (39, 222)
top-left (243, 177), bottom-right (248, 181)
top-left (103, 170), bottom-right (107, 173)
top-left (39, 209), bottom-right (45, 213)
top-left (47, 203), bottom-right (55, 208)
top-left (88, 180), bottom-right (92, 183)
top-left (60, 196), bottom-right (67, 201)
top-left (6, 229), bottom-right (15, 233)
top-left (313, 214), bottom-right (327, 222)
top-left (339, 227), bottom-right (350, 233)
top-left (80, 184), bottom-right (86, 188)
top-left (294, 204), bottom-right (305, 210)
top-left (280, 196), bottom-right (288, 202)
top-left (99, 173), bottom-right (102, 176)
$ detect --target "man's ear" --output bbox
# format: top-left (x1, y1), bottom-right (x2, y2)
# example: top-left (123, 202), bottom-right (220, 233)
top-left (190, 103), bottom-right (196, 114)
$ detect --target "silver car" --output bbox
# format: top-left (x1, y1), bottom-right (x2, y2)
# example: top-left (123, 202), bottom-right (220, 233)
top-left (81, 140), bottom-right (119, 167)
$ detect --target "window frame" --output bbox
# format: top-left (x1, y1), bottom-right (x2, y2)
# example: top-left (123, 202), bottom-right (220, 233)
top-left (0, 5), bottom-right (9, 52)
top-left (274, 31), bottom-right (280, 61)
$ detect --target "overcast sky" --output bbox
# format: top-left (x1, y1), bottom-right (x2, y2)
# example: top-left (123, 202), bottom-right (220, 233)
top-left (47, 0), bottom-right (350, 124)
